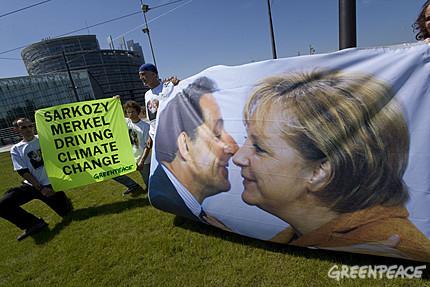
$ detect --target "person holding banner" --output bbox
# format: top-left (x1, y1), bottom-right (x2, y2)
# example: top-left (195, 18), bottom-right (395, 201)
top-left (138, 63), bottom-right (180, 167)
top-left (112, 100), bottom-right (150, 195)
top-left (0, 118), bottom-right (73, 241)
top-left (150, 77), bottom-right (238, 227)
top-left (233, 71), bottom-right (430, 262)
top-left (413, 0), bottom-right (430, 42)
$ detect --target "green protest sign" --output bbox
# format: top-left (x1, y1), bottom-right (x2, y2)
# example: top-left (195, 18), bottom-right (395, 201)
top-left (35, 98), bottom-right (136, 190)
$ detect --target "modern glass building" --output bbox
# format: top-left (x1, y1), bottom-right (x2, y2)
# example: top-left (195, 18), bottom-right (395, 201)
top-left (21, 35), bottom-right (147, 104)
top-left (0, 70), bottom-right (102, 145)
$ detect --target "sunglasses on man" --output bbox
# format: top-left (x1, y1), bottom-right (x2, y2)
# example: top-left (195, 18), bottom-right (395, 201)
top-left (19, 124), bottom-right (34, 130)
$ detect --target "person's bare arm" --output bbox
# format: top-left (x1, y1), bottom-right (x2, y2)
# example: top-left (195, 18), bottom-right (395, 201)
top-left (139, 137), bottom-right (153, 166)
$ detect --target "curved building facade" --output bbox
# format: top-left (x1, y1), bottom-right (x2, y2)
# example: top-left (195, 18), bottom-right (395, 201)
top-left (0, 70), bottom-right (101, 145)
top-left (22, 35), bottom-right (147, 104)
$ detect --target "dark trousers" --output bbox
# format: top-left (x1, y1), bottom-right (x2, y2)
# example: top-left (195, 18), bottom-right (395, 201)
top-left (0, 184), bottom-right (70, 230)
top-left (113, 163), bottom-right (151, 189)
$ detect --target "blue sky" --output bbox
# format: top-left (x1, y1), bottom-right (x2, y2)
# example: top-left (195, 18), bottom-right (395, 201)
top-left (0, 0), bottom-right (426, 79)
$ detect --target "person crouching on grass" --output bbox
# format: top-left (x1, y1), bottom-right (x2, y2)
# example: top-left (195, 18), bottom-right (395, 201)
top-left (0, 118), bottom-right (73, 241)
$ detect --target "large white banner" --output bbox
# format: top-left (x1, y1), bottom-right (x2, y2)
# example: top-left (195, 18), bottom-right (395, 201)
top-left (149, 42), bottom-right (430, 262)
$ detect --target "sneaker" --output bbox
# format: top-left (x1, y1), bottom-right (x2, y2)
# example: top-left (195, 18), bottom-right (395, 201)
top-left (122, 188), bottom-right (133, 195)
top-left (123, 186), bottom-right (144, 196)
top-left (17, 219), bottom-right (48, 241)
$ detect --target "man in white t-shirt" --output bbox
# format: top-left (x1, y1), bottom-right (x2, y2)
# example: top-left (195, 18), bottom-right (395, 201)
top-left (112, 100), bottom-right (150, 194)
top-left (138, 63), bottom-right (179, 166)
top-left (0, 118), bottom-right (73, 241)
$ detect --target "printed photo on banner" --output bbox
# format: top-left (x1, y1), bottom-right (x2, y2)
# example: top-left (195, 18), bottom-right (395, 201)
top-left (149, 42), bottom-right (430, 262)
top-left (150, 77), bottom-right (238, 229)
top-left (35, 98), bottom-right (136, 190)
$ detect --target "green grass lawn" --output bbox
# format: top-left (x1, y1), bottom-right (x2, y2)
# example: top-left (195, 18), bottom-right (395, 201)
top-left (0, 151), bottom-right (428, 287)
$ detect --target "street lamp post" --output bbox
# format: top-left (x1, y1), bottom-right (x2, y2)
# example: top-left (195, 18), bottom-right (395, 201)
top-left (267, 0), bottom-right (277, 59)
top-left (62, 51), bottom-right (80, 102)
top-left (339, 0), bottom-right (356, 50)
top-left (141, 2), bottom-right (157, 67)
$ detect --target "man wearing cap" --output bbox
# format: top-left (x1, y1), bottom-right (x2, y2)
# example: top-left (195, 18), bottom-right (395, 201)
top-left (138, 63), bottom-right (179, 165)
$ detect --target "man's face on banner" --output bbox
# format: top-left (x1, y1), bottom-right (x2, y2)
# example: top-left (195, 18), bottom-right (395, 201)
top-left (187, 94), bottom-right (238, 196)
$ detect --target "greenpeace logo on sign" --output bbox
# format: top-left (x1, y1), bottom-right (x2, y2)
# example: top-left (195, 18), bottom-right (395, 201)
top-left (93, 165), bottom-right (134, 179)
top-left (328, 264), bottom-right (426, 280)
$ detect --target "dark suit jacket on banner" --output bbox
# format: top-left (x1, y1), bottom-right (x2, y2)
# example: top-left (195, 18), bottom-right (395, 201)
top-left (149, 164), bottom-right (200, 222)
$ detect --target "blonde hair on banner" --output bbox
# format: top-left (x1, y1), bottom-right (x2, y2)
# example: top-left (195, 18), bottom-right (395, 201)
top-left (244, 70), bottom-right (409, 213)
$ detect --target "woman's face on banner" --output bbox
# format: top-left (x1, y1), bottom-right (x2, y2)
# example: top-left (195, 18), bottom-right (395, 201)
top-left (426, 5), bottom-right (430, 35)
top-left (233, 109), bottom-right (314, 215)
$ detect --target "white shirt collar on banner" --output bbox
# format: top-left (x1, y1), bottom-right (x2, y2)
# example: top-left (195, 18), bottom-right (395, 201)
top-left (162, 164), bottom-right (203, 219)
